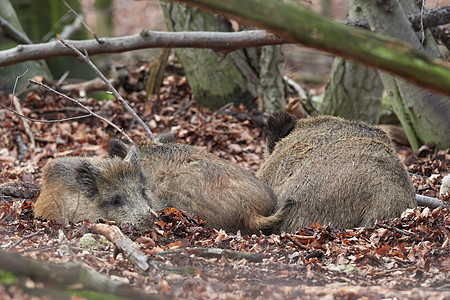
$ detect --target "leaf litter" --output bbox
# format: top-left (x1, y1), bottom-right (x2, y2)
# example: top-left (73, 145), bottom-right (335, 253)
top-left (0, 68), bottom-right (449, 299)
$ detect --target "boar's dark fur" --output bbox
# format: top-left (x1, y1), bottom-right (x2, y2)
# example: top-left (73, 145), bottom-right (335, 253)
top-left (257, 113), bottom-right (416, 232)
top-left (110, 137), bottom-right (288, 235)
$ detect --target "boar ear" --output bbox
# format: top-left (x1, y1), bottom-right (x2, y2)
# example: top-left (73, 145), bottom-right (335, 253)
top-left (266, 112), bottom-right (298, 154)
top-left (108, 139), bottom-right (128, 159)
top-left (124, 145), bottom-right (140, 168)
top-left (75, 160), bottom-right (101, 200)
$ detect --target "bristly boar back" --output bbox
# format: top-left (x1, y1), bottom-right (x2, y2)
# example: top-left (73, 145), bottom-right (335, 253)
top-left (110, 138), bottom-right (289, 235)
top-left (257, 113), bottom-right (417, 232)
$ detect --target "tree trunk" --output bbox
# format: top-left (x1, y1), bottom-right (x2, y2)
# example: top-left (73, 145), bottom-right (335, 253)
top-left (321, 0), bottom-right (383, 124)
top-left (259, 44), bottom-right (285, 113)
top-left (0, 0), bottom-right (52, 92)
top-left (11, 0), bottom-right (94, 80)
top-left (160, 1), bottom-right (285, 111)
top-left (354, 0), bottom-right (450, 150)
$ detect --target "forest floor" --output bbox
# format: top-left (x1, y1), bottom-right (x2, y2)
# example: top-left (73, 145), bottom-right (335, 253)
top-left (0, 67), bottom-right (449, 299)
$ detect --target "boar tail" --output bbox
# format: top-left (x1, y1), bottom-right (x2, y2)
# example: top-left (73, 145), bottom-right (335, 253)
top-left (256, 198), bottom-right (293, 235)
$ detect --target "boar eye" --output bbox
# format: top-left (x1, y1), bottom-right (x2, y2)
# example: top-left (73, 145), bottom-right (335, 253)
top-left (111, 195), bottom-right (123, 206)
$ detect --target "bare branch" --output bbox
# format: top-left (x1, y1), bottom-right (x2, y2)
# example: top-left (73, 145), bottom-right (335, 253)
top-left (0, 16), bottom-right (32, 44)
top-left (90, 223), bottom-right (150, 271)
top-left (346, 6), bottom-right (450, 31)
top-left (410, 5), bottom-right (450, 31)
top-left (56, 34), bottom-right (155, 140)
top-left (62, 0), bottom-right (101, 43)
top-left (29, 79), bottom-right (133, 143)
top-left (0, 101), bottom-right (91, 123)
top-left (0, 30), bottom-right (285, 67)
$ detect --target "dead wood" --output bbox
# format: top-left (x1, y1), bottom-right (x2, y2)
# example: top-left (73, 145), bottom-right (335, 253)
top-left (0, 249), bottom-right (161, 300)
top-left (0, 181), bottom-right (41, 200)
top-left (157, 247), bottom-right (265, 263)
top-left (0, 30), bottom-right (284, 68)
top-left (416, 194), bottom-right (448, 209)
top-left (90, 223), bottom-right (150, 272)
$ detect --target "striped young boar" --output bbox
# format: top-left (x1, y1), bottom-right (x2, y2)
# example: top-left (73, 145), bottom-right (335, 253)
top-left (109, 137), bottom-right (287, 235)
top-left (34, 147), bottom-right (165, 228)
top-left (257, 113), bottom-right (416, 232)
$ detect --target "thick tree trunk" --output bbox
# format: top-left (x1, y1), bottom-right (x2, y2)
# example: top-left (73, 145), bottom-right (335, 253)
top-left (321, 57), bottom-right (383, 124)
top-left (161, 1), bottom-right (257, 110)
top-left (354, 0), bottom-right (450, 150)
top-left (0, 0), bottom-right (52, 92)
top-left (160, 1), bottom-right (285, 111)
top-left (259, 44), bottom-right (285, 113)
top-left (321, 0), bottom-right (383, 124)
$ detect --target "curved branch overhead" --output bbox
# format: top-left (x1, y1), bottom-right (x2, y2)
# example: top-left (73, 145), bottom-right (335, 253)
top-left (172, 0), bottom-right (450, 97)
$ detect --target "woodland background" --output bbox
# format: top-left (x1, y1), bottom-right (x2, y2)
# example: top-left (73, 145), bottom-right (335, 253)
top-left (0, 0), bottom-right (449, 299)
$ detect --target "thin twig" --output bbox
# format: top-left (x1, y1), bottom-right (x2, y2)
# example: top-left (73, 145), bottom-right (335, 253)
top-left (12, 67), bottom-right (29, 95)
top-left (7, 229), bottom-right (45, 251)
top-left (12, 95), bottom-right (35, 149)
top-left (56, 34), bottom-right (155, 140)
top-left (0, 101), bottom-right (91, 123)
top-left (376, 223), bottom-right (414, 236)
top-left (29, 80), bottom-right (133, 143)
top-left (282, 233), bottom-right (310, 250)
top-left (62, 0), bottom-right (102, 43)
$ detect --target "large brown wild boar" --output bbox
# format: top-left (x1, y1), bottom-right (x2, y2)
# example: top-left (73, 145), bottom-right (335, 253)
top-left (257, 113), bottom-right (416, 232)
top-left (109, 137), bottom-right (288, 235)
top-left (34, 147), bottom-right (165, 228)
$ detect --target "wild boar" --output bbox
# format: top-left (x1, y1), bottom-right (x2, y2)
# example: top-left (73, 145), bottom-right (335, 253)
top-left (109, 137), bottom-right (288, 235)
top-left (257, 113), bottom-right (417, 232)
top-left (34, 147), bottom-right (165, 228)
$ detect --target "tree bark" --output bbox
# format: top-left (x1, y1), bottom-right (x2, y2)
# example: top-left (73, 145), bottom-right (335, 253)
top-left (259, 44), bottom-right (286, 113)
top-left (161, 1), bottom-right (258, 110)
top-left (173, 0), bottom-right (450, 98)
top-left (355, 0), bottom-right (450, 150)
top-left (175, 0), bottom-right (450, 149)
top-left (321, 0), bottom-right (383, 124)
top-left (0, 0), bottom-right (52, 92)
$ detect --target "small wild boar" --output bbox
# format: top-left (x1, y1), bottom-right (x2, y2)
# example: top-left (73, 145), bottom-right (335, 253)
top-left (109, 137), bottom-right (288, 235)
top-left (34, 147), bottom-right (165, 228)
top-left (257, 113), bottom-right (416, 232)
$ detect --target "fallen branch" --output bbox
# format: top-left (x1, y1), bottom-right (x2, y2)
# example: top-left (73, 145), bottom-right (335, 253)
top-left (416, 194), bottom-right (448, 209)
top-left (157, 247), bottom-right (265, 263)
top-left (56, 34), bottom-right (155, 140)
top-left (375, 223), bottom-right (414, 236)
top-left (282, 233), bottom-right (310, 250)
top-left (90, 223), bottom-right (150, 271)
top-left (0, 249), bottom-right (160, 300)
